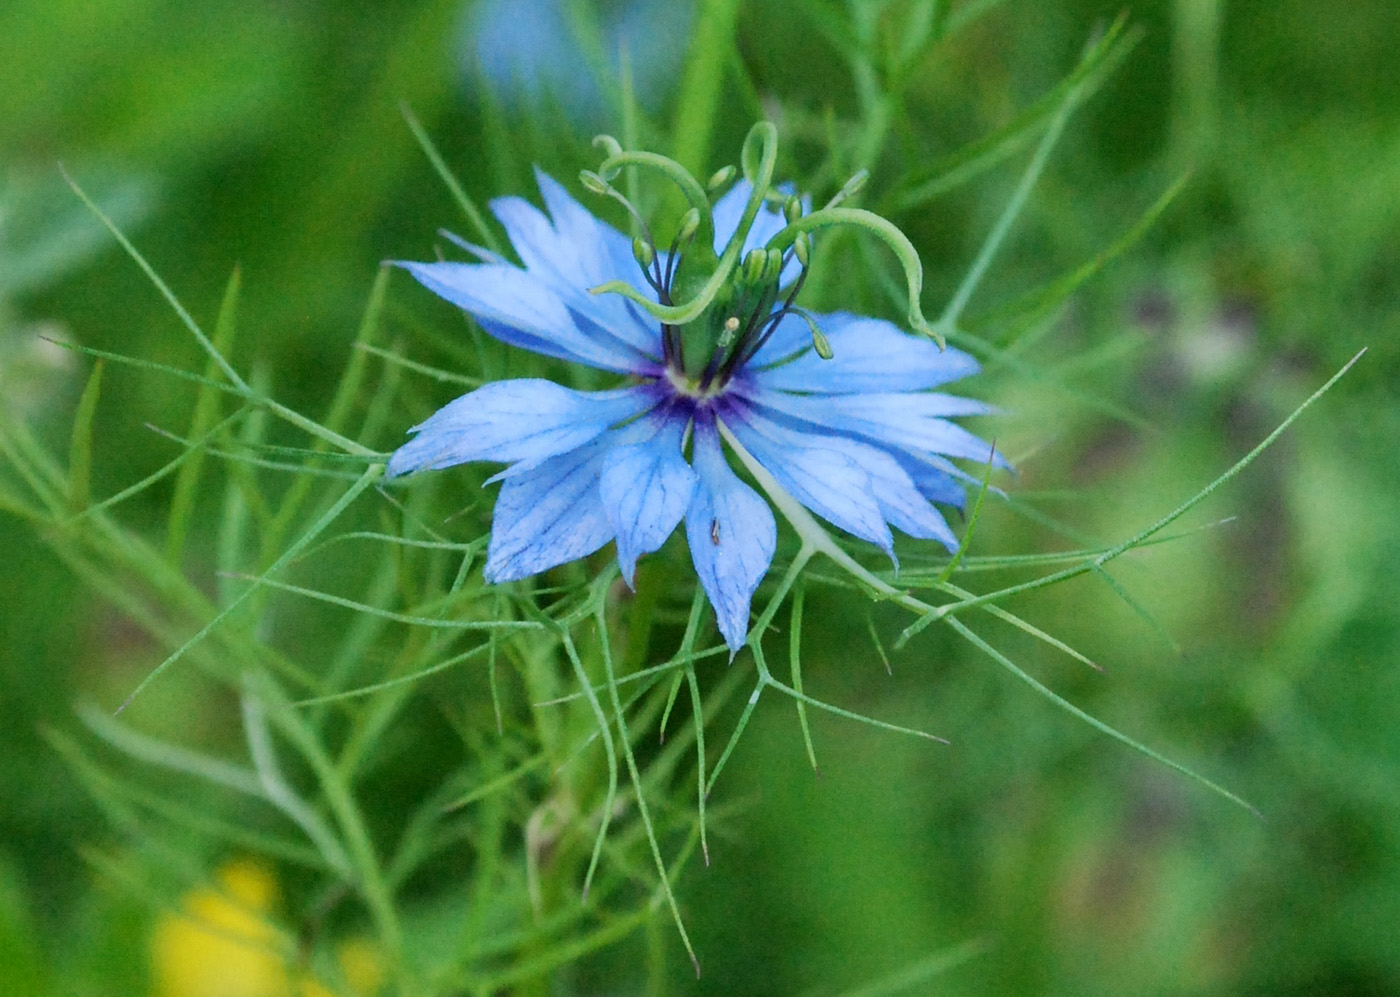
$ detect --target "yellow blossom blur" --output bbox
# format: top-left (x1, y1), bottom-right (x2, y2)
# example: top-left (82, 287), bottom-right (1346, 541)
top-left (151, 859), bottom-right (381, 997)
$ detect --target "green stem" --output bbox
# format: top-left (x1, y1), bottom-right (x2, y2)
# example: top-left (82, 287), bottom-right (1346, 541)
top-left (764, 206), bottom-right (940, 346)
top-left (671, 0), bottom-right (743, 177)
top-left (934, 68), bottom-right (1073, 338)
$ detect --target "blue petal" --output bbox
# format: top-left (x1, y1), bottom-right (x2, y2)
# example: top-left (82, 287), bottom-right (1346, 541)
top-left (398, 261), bottom-right (650, 372)
top-left (484, 443), bottom-right (615, 582)
top-left (685, 415), bottom-right (776, 655)
top-left (386, 380), bottom-right (656, 477)
top-left (749, 312), bottom-right (981, 393)
top-left (727, 405), bottom-right (959, 551)
top-left (599, 410), bottom-right (698, 585)
top-left (495, 173), bottom-right (664, 359)
top-left (738, 386), bottom-right (1009, 468)
top-left (533, 170), bottom-right (628, 289)
top-left (723, 407), bottom-right (893, 556)
top-left (895, 452), bottom-right (971, 510)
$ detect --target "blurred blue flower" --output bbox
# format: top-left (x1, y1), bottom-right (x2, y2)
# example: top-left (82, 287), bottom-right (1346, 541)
top-left (464, 0), bottom-right (692, 123)
top-left (390, 172), bottom-right (1001, 653)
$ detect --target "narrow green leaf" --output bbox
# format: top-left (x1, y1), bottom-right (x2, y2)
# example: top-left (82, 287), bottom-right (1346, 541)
top-left (933, 63), bottom-right (1076, 338)
top-left (219, 573), bottom-right (540, 632)
top-left (1091, 563), bottom-right (1184, 657)
top-left (671, 0), bottom-right (742, 176)
top-left (66, 359), bottom-right (103, 512)
top-left (77, 702), bottom-right (263, 798)
top-left (561, 630), bottom-right (617, 905)
top-left (935, 440), bottom-right (998, 585)
top-left (888, 17), bottom-right (1136, 213)
top-left (116, 465), bottom-right (383, 714)
top-left (401, 103), bottom-right (501, 254)
top-left (949, 617), bottom-right (1258, 815)
top-left (593, 595), bottom-right (700, 974)
top-left (59, 167), bottom-right (248, 391)
top-left (166, 268), bottom-right (242, 563)
top-left (836, 936), bottom-right (993, 997)
top-left (968, 174), bottom-right (1191, 341)
top-left (353, 342), bottom-right (482, 387)
top-left (789, 582), bottom-right (819, 773)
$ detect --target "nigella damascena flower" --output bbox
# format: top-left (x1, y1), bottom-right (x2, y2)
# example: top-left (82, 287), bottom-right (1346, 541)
top-left (389, 135), bottom-right (1003, 653)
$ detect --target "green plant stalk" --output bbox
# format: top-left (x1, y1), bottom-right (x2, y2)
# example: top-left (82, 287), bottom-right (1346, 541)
top-left (671, 0), bottom-right (743, 177)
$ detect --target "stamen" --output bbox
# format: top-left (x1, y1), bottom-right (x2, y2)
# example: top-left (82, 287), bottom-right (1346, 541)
top-left (580, 169), bottom-right (668, 295)
top-left (707, 165), bottom-right (736, 193)
top-left (793, 233), bottom-right (811, 268)
top-left (729, 263), bottom-right (811, 374)
top-left (588, 122), bottom-right (779, 329)
top-left (718, 316), bottom-right (742, 348)
top-left (824, 169), bottom-right (869, 210)
top-left (741, 249), bottom-right (767, 285)
top-left (790, 308), bottom-right (833, 359)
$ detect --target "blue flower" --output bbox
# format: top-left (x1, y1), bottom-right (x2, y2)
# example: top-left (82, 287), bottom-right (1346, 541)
top-left (389, 170), bottom-right (1002, 653)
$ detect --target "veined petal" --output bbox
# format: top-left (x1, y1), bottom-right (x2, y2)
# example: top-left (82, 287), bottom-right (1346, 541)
top-left (739, 387), bottom-right (1009, 468)
top-left (685, 415), bottom-right (776, 655)
top-left (386, 380), bottom-right (656, 477)
top-left (599, 409), bottom-right (698, 586)
top-left (491, 194), bottom-right (577, 284)
top-left (728, 405), bottom-right (959, 551)
top-left (723, 407), bottom-right (893, 556)
top-left (398, 261), bottom-right (648, 372)
top-left (533, 169), bottom-right (626, 290)
top-left (895, 452), bottom-right (971, 510)
top-left (485, 443), bottom-right (614, 582)
top-left (750, 312), bottom-right (981, 393)
top-left (495, 173), bottom-right (664, 359)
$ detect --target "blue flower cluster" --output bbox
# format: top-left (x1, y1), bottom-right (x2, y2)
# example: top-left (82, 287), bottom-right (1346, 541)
top-left (389, 170), bottom-right (1001, 652)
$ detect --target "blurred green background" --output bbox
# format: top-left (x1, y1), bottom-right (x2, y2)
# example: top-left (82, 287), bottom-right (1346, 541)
top-left (2, 0), bottom-right (1398, 993)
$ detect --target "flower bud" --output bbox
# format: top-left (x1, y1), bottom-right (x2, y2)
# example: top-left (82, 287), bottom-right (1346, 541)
top-left (707, 165), bottom-right (736, 192)
top-left (632, 237), bottom-right (655, 269)
top-left (783, 195), bottom-right (803, 224)
top-left (764, 248), bottom-right (786, 283)
top-left (677, 207), bottom-right (701, 244)
top-left (742, 249), bottom-right (768, 285)
top-left (718, 315), bottom-right (742, 348)
top-left (579, 170), bottom-right (610, 196)
top-left (809, 322), bottom-right (834, 360)
top-left (827, 169), bottom-right (869, 208)
top-left (794, 232), bottom-right (812, 268)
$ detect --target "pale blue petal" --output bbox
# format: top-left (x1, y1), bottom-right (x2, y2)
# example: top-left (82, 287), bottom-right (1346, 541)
top-left (387, 380), bottom-right (656, 477)
top-left (533, 169), bottom-right (625, 289)
top-left (727, 405), bottom-right (959, 550)
top-left (484, 443), bottom-right (614, 582)
top-left (496, 173), bottom-right (664, 359)
top-left (895, 452), bottom-right (970, 510)
top-left (750, 312), bottom-right (981, 393)
top-left (599, 411), bottom-right (698, 585)
top-left (437, 229), bottom-right (506, 263)
top-left (685, 416), bottom-right (776, 655)
top-left (491, 194), bottom-right (576, 282)
top-left (738, 387), bottom-right (1009, 468)
top-left (398, 261), bottom-right (648, 372)
top-left (724, 408), bottom-right (893, 556)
